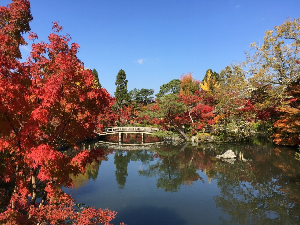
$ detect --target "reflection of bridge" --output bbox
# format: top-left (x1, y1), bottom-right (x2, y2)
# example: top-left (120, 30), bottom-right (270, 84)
top-left (93, 141), bottom-right (164, 151)
top-left (96, 127), bottom-right (160, 144)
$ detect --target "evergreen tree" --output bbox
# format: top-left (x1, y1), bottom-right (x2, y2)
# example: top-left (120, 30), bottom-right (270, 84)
top-left (92, 68), bottom-right (101, 88)
top-left (115, 69), bottom-right (130, 108)
top-left (129, 88), bottom-right (140, 102)
top-left (156, 79), bottom-right (181, 99)
top-left (129, 88), bottom-right (154, 105)
top-left (138, 88), bottom-right (154, 104)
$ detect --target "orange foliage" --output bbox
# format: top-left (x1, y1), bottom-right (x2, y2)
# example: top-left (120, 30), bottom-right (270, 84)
top-left (272, 80), bottom-right (300, 145)
top-left (180, 73), bottom-right (200, 96)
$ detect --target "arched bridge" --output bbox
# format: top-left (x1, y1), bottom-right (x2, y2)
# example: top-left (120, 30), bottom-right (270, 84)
top-left (96, 127), bottom-right (160, 144)
top-left (97, 127), bottom-right (159, 135)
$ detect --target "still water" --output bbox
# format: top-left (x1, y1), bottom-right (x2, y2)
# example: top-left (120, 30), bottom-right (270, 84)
top-left (65, 137), bottom-right (300, 225)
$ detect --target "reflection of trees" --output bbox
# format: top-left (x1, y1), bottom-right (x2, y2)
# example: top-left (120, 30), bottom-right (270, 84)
top-left (214, 177), bottom-right (299, 225)
top-left (97, 140), bottom-right (300, 223)
top-left (114, 150), bottom-right (156, 189)
top-left (136, 141), bottom-right (300, 222)
top-left (0, 146), bottom-right (116, 223)
top-left (114, 151), bottom-right (131, 189)
top-left (68, 147), bottom-right (113, 189)
top-left (69, 161), bottom-right (101, 189)
top-left (139, 155), bottom-right (184, 192)
top-left (204, 142), bottom-right (300, 224)
top-left (129, 150), bottom-right (156, 163)
top-left (138, 144), bottom-right (204, 192)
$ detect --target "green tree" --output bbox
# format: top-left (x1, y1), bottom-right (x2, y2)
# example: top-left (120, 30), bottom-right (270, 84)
top-left (246, 17), bottom-right (300, 100)
top-left (115, 69), bottom-right (130, 108)
top-left (128, 88), bottom-right (140, 102)
top-left (138, 88), bottom-right (154, 104)
top-left (219, 65), bottom-right (248, 91)
top-left (156, 79), bottom-right (181, 99)
top-left (92, 68), bottom-right (101, 88)
top-left (129, 88), bottom-right (154, 105)
top-left (145, 94), bottom-right (188, 139)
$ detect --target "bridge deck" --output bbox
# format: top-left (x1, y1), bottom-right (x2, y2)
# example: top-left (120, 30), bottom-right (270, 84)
top-left (97, 127), bottom-right (159, 135)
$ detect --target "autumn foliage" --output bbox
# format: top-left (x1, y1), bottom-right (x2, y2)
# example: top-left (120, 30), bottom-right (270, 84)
top-left (103, 17), bottom-right (300, 147)
top-left (1, 1), bottom-right (299, 223)
top-left (179, 73), bottom-right (200, 96)
top-left (272, 80), bottom-right (300, 145)
top-left (0, 0), bottom-right (118, 224)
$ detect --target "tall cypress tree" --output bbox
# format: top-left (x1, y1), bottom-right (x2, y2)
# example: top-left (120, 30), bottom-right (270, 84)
top-left (92, 68), bottom-right (101, 88)
top-left (115, 69), bottom-right (130, 108)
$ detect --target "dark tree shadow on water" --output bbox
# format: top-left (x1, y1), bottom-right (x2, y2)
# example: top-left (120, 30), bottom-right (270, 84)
top-left (113, 205), bottom-right (187, 225)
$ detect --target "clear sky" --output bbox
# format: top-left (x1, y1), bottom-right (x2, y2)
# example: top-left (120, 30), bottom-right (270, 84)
top-left (2, 0), bottom-right (300, 96)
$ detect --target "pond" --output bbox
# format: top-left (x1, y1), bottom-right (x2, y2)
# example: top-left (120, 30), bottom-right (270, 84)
top-left (64, 136), bottom-right (300, 225)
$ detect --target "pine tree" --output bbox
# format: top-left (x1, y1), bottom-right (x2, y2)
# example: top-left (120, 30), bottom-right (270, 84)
top-left (92, 68), bottom-right (101, 88)
top-left (115, 69), bottom-right (130, 108)
top-left (156, 79), bottom-right (181, 99)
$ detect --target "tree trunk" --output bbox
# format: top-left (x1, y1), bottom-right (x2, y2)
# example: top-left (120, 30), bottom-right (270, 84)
top-left (188, 108), bottom-right (194, 124)
top-left (11, 165), bottom-right (19, 209)
top-left (169, 119), bottom-right (189, 141)
top-left (31, 169), bottom-right (37, 205)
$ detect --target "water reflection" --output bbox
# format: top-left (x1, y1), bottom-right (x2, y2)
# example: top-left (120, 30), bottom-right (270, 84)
top-left (69, 161), bottom-right (101, 188)
top-left (210, 144), bottom-right (300, 224)
top-left (138, 143), bottom-right (204, 192)
top-left (104, 133), bottom-right (161, 144)
top-left (114, 151), bottom-right (131, 189)
top-left (68, 139), bottom-right (300, 224)
top-left (116, 205), bottom-right (187, 225)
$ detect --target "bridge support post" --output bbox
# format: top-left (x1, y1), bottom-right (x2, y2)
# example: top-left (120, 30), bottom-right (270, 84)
top-left (119, 132), bottom-right (122, 144)
top-left (142, 133), bottom-right (144, 144)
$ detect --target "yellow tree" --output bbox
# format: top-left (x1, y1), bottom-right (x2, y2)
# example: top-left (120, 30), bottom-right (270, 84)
top-left (200, 70), bottom-right (220, 93)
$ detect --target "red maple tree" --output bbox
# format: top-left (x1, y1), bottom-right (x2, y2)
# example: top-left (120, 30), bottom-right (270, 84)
top-left (0, 1), bottom-right (119, 224)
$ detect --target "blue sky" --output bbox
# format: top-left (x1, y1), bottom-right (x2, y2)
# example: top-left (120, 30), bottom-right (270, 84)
top-left (2, 0), bottom-right (300, 96)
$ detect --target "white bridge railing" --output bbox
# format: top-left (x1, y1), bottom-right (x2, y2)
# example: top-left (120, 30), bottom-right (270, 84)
top-left (101, 127), bottom-right (159, 135)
